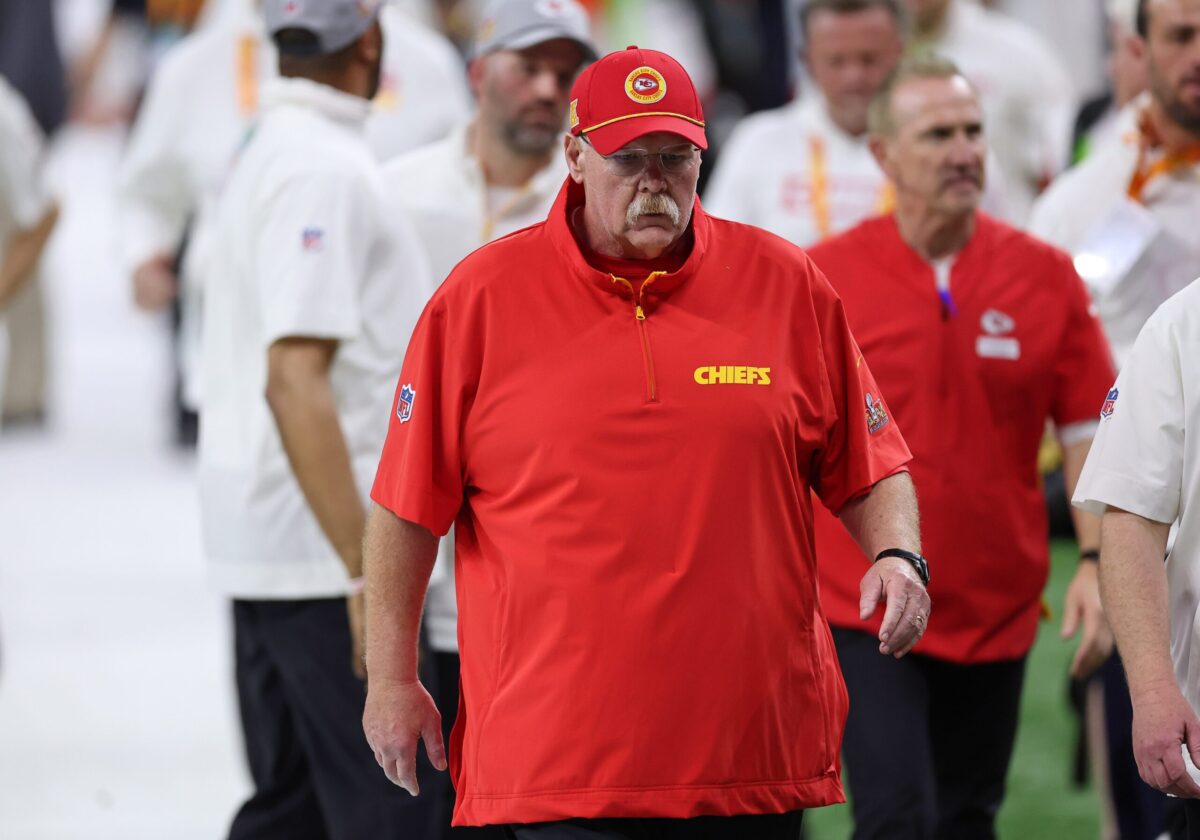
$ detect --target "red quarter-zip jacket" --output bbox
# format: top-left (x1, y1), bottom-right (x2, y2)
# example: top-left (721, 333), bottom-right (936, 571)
top-left (371, 180), bottom-right (912, 826)
top-left (808, 213), bottom-right (1115, 664)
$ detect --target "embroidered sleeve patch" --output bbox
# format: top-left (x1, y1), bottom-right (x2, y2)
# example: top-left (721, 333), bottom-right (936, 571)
top-left (396, 384), bottom-right (416, 423)
top-left (1100, 387), bottom-right (1118, 419)
top-left (866, 393), bottom-right (889, 434)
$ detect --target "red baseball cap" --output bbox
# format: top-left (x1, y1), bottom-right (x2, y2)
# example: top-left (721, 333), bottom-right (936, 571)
top-left (568, 46), bottom-right (706, 155)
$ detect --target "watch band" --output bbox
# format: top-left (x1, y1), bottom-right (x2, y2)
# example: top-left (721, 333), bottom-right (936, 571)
top-left (1079, 549), bottom-right (1100, 563)
top-left (874, 547), bottom-right (930, 586)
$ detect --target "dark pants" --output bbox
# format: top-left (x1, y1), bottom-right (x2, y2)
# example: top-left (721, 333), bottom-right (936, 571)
top-left (505, 811), bottom-right (804, 840)
top-left (832, 628), bottom-right (1026, 840)
top-left (1185, 799), bottom-right (1200, 839)
top-left (228, 598), bottom-right (434, 840)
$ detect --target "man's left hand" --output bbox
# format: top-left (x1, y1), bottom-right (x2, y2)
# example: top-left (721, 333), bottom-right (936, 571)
top-left (859, 558), bottom-right (930, 658)
top-left (1061, 560), bottom-right (1113, 679)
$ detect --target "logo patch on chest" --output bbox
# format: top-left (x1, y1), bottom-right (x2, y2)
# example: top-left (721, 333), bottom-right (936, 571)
top-left (693, 366), bottom-right (771, 385)
top-left (865, 393), bottom-right (889, 434)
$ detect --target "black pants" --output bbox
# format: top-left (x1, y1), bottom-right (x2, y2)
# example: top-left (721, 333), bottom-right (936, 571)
top-left (832, 628), bottom-right (1026, 840)
top-left (505, 811), bottom-right (804, 839)
top-left (228, 599), bottom-right (434, 840)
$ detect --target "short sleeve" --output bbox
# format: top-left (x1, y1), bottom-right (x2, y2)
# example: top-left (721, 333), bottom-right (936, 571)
top-left (370, 297), bottom-right (467, 536)
top-left (1051, 254), bottom-right (1117, 434)
top-left (255, 170), bottom-right (364, 346)
top-left (0, 81), bottom-right (51, 229)
top-left (810, 267), bottom-right (913, 512)
top-left (1072, 312), bottom-right (1184, 522)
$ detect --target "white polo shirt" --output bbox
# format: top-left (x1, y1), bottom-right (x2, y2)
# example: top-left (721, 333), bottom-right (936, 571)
top-left (702, 95), bottom-right (891, 247)
top-left (1029, 97), bottom-right (1200, 369)
top-left (1073, 278), bottom-right (1200, 714)
top-left (198, 77), bottom-right (434, 599)
top-left (382, 124), bottom-right (567, 651)
top-left (0, 76), bottom-right (51, 426)
top-left (116, 2), bottom-right (468, 408)
top-left (919, 0), bottom-right (1075, 225)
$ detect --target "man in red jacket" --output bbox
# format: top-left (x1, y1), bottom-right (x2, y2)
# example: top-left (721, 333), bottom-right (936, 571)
top-left (362, 45), bottom-right (930, 839)
top-left (808, 54), bottom-right (1117, 840)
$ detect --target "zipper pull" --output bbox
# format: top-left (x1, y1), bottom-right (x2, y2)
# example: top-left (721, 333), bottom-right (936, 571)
top-left (635, 304), bottom-right (646, 321)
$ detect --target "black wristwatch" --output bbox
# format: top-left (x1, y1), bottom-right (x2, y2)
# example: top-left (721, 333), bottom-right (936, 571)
top-left (875, 548), bottom-right (930, 586)
top-left (1079, 549), bottom-right (1100, 564)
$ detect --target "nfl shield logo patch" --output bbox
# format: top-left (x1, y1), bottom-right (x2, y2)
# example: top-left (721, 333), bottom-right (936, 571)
top-left (397, 384), bottom-right (416, 423)
top-left (1101, 387), bottom-right (1118, 419)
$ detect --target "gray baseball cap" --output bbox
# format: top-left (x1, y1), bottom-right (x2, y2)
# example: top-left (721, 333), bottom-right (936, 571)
top-left (473, 0), bottom-right (597, 61)
top-left (264, 0), bottom-right (383, 56)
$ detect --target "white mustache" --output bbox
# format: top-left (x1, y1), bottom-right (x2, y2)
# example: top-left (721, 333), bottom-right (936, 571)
top-left (626, 192), bottom-right (681, 227)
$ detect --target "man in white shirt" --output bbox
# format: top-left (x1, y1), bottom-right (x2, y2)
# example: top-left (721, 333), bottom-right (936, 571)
top-left (1073, 277), bottom-right (1200, 836)
top-left (1030, 0), bottom-right (1200, 370)
top-left (0, 76), bottom-right (57, 432)
top-left (117, 0), bottom-right (468, 442)
top-left (905, 0), bottom-right (1075, 223)
top-left (381, 2), bottom-right (595, 834)
top-left (703, 0), bottom-right (903, 247)
top-left (198, 2), bottom-right (437, 836)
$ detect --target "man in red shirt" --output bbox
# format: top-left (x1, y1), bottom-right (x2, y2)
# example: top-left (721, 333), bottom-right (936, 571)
top-left (363, 46), bottom-right (930, 838)
top-left (808, 55), bottom-right (1117, 839)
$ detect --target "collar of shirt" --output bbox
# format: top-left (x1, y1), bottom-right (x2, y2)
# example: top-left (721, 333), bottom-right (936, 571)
top-left (453, 120), bottom-right (568, 203)
top-left (546, 178), bottom-right (710, 312)
top-left (261, 77), bottom-right (371, 132)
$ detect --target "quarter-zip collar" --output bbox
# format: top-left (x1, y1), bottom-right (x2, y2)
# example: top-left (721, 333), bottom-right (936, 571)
top-left (261, 77), bottom-right (371, 132)
top-left (547, 178), bottom-right (711, 314)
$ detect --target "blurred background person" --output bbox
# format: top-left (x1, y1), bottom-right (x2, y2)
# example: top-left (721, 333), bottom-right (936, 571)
top-left (809, 54), bottom-right (1115, 840)
top-left (117, 0), bottom-right (469, 445)
top-left (904, 0), bottom-right (1076, 224)
top-left (1031, 1), bottom-right (1200, 837)
top-left (381, 1), bottom-right (595, 834)
top-left (196, 0), bottom-right (439, 835)
top-left (1072, 0), bottom-right (1150, 163)
top-left (703, 0), bottom-right (904, 246)
top-left (0, 76), bottom-right (59, 432)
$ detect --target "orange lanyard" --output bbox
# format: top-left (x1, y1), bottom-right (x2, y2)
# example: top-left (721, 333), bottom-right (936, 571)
top-left (236, 35), bottom-right (259, 117)
top-left (808, 136), bottom-right (895, 241)
top-left (1126, 109), bottom-right (1200, 203)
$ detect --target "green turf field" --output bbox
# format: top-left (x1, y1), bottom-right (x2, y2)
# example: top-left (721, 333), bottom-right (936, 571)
top-left (805, 539), bottom-right (1102, 839)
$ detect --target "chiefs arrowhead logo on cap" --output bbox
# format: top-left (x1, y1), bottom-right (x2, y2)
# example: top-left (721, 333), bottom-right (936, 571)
top-left (625, 67), bottom-right (666, 104)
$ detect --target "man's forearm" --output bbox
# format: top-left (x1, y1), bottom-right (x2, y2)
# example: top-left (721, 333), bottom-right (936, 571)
top-left (266, 345), bottom-right (365, 577)
top-left (364, 506), bottom-right (439, 683)
top-left (1100, 509), bottom-right (1174, 693)
top-left (1062, 438), bottom-right (1101, 552)
top-left (838, 471), bottom-right (922, 559)
top-left (0, 204), bottom-right (58, 309)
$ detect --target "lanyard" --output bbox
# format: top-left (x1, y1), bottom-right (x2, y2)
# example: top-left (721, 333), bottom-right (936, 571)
top-left (808, 136), bottom-right (895, 241)
top-left (1126, 109), bottom-right (1200, 203)
top-left (237, 34), bottom-right (259, 117)
top-left (481, 183), bottom-right (533, 242)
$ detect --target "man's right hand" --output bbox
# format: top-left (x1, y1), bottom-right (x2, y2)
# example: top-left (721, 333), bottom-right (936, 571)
top-left (859, 557), bottom-right (930, 658)
top-left (1132, 680), bottom-right (1200, 798)
top-left (363, 677), bottom-right (448, 795)
top-left (132, 254), bottom-right (177, 311)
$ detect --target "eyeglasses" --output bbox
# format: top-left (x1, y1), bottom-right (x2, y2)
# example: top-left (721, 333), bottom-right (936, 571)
top-left (581, 135), bottom-right (701, 176)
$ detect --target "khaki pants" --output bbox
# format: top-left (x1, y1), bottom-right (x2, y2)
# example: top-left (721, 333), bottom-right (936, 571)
top-left (2, 277), bottom-right (47, 423)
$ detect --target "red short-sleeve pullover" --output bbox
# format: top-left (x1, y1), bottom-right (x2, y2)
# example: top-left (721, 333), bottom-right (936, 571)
top-left (372, 181), bottom-right (912, 825)
top-left (808, 213), bottom-right (1115, 664)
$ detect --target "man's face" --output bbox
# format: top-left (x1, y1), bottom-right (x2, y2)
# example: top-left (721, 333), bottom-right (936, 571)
top-left (804, 7), bottom-right (903, 135)
top-left (567, 131), bottom-right (701, 258)
top-left (901, 0), bottom-right (953, 31)
top-left (873, 75), bottom-right (986, 218)
top-left (1143, 0), bottom-right (1200, 132)
top-left (472, 39), bottom-right (586, 156)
